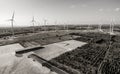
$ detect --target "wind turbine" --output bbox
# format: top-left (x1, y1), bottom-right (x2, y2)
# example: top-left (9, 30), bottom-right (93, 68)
top-left (31, 16), bottom-right (36, 33)
top-left (63, 23), bottom-right (66, 30)
top-left (44, 19), bottom-right (47, 32)
top-left (67, 23), bottom-right (69, 32)
top-left (64, 23), bottom-right (68, 32)
top-left (109, 19), bottom-right (115, 35)
top-left (98, 23), bottom-right (103, 32)
top-left (54, 20), bottom-right (57, 32)
top-left (87, 24), bottom-right (90, 30)
top-left (8, 11), bottom-right (15, 38)
top-left (37, 21), bottom-right (41, 31)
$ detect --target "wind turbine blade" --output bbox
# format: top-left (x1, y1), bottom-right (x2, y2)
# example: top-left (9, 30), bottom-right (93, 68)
top-left (6, 19), bottom-right (12, 21)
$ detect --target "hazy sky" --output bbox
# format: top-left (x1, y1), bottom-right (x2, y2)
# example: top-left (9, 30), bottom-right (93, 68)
top-left (0, 0), bottom-right (120, 27)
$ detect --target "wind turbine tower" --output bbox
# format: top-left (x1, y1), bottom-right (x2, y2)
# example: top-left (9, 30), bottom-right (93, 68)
top-left (54, 20), bottom-right (57, 32)
top-left (66, 23), bottom-right (69, 32)
top-left (98, 23), bottom-right (103, 32)
top-left (44, 19), bottom-right (47, 32)
top-left (87, 24), bottom-right (90, 30)
top-left (31, 16), bottom-right (36, 33)
top-left (109, 19), bottom-right (115, 35)
top-left (63, 23), bottom-right (66, 30)
top-left (8, 12), bottom-right (15, 38)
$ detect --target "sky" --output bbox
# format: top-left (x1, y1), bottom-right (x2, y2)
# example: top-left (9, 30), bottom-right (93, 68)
top-left (0, 0), bottom-right (120, 27)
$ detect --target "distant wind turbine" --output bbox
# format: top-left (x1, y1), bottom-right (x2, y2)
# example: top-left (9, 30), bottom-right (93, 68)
top-left (98, 23), bottom-right (103, 32)
top-left (65, 23), bottom-right (69, 32)
top-left (109, 19), bottom-right (115, 35)
top-left (63, 23), bottom-right (66, 30)
top-left (87, 24), bottom-right (90, 30)
top-left (67, 24), bottom-right (69, 32)
top-left (8, 11), bottom-right (15, 38)
top-left (31, 16), bottom-right (36, 33)
top-left (54, 20), bottom-right (57, 32)
top-left (44, 19), bottom-right (47, 32)
top-left (63, 23), bottom-right (68, 32)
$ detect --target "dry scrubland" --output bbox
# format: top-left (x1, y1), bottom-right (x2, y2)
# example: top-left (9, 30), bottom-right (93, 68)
top-left (50, 32), bottom-right (120, 74)
top-left (0, 31), bottom-right (74, 47)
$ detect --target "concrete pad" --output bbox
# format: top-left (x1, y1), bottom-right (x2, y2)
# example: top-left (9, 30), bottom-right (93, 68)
top-left (0, 43), bottom-right (24, 55)
top-left (0, 43), bottom-right (24, 66)
top-left (34, 40), bottom-right (87, 60)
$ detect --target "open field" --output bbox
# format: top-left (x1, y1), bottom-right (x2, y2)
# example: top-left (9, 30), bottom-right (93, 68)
top-left (0, 30), bottom-right (74, 46)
